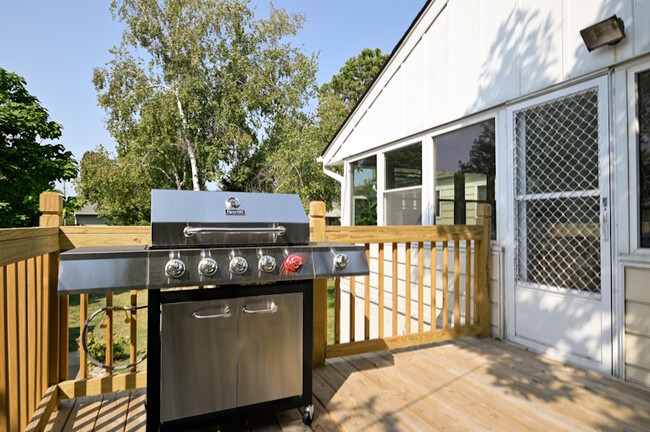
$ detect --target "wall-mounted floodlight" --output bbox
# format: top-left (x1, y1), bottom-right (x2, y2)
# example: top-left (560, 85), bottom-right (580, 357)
top-left (580, 15), bottom-right (626, 52)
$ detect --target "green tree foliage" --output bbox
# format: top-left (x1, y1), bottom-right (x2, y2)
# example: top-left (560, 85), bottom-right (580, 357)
top-left (0, 68), bottom-right (77, 227)
top-left (80, 0), bottom-right (317, 223)
top-left (257, 47), bottom-right (388, 210)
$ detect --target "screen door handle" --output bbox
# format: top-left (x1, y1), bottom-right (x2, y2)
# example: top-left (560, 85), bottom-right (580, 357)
top-left (601, 197), bottom-right (609, 242)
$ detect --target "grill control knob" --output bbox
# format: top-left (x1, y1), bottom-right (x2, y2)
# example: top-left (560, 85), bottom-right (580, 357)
top-left (334, 253), bottom-right (350, 270)
top-left (198, 257), bottom-right (218, 277)
top-left (165, 259), bottom-right (185, 279)
top-left (284, 254), bottom-right (304, 273)
top-left (258, 255), bottom-right (277, 273)
top-left (229, 256), bottom-right (248, 275)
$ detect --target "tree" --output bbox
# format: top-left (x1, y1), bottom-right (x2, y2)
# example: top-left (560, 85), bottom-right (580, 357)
top-left (82, 0), bottom-right (317, 221)
top-left (105, 0), bottom-right (315, 188)
top-left (253, 48), bottom-right (388, 210)
top-left (0, 68), bottom-right (77, 227)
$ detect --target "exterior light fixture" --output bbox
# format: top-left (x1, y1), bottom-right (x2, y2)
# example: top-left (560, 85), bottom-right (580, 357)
top-left (580, 15), bottom-right (626, 52)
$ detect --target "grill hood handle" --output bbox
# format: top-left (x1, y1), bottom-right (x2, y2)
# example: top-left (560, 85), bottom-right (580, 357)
top-left (183, 225), bottom-right (287, 238)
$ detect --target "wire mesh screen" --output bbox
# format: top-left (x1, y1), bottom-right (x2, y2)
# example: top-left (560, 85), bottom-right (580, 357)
top-left (514, 89), bottom-right (601, 294)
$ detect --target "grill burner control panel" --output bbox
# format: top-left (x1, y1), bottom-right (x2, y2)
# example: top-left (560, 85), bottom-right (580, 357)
top-left (56, 243), bottom-right (369, 294)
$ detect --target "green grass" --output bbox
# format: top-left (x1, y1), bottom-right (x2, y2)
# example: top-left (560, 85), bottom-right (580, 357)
top-left (68, 281), bottom-right (336, 373)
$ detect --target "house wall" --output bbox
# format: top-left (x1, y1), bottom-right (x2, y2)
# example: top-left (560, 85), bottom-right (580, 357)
top-left (325, 0), bottom-right (650, 387)
top-left (323, 0), bottom-right (650, 165)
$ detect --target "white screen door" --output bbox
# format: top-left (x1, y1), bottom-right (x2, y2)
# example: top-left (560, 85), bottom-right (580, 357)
top-left (507, 77), bottom-right (612, 372)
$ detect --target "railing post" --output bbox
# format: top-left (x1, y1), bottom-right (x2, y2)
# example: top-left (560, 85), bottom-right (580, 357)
top-left (39, 192), bottom-right (67, 383)
top-left (309, 201), bottom-right (327, 367)
top-left (476, 204), bottom-right (492, 337)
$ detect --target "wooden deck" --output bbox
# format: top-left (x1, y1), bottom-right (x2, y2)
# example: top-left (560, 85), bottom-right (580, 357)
top-left (42, 338), bottom-right (650, 431)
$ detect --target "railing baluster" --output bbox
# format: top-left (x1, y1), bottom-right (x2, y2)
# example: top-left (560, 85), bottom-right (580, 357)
top-left (349, 276), bottom-right (355, 342)
top-left (442, 241), bottom-right (448, 330)
top-left (418, 242), bottom-right (424, 332)
top-left (80, 294), bottom-right (88, 378)
top-left (405, 242), bottom-right (411, 335)
top-left (0, 265), bottom-right (8, 432)
top-left (27, 258), bottom-right (37, 414)
top-left (335, 277), bottom-right (340, 345)
top-left (35, 256), bottom-right (43, 399)
top-left (392, 243), bottom-right (398, 337)
top-left (130, 290), bottom-right (137, 372)
top-left (6, 263), bottom-right (19, 432)
top-left (18, 260), bottom-right (28, 427)
top-left (431, 242), bottom-right (437, 330)
top-left (454, 241), bottom-right (460, 328)
top-left (466, 240), bottom-right (472, 325)
top-left (364, 244), bottom-right (370, 341)
top-left (106, 292), bottom-right (113, 374)
top-left (378, 243), bottom-right (384, 338)
top-left (474, 238), bottom-right (480, 327)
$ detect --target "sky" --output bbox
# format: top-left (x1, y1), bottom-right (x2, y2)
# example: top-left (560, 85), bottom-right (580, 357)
top-left (0, 0), bottom-right (427, 194)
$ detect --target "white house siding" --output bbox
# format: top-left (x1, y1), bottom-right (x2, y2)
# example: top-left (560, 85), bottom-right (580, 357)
top-left (323, 0), bottom-right (650, 165)
top-left (624, 267), bottom-right (650, 387)
top-left (337, 244), bottom-right (502, 343)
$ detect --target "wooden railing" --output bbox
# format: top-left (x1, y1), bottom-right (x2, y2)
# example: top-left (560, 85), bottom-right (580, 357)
top-left (309, 202), bottom-right (492, 365)
top-left (0, 192), bottom-right (491, 431)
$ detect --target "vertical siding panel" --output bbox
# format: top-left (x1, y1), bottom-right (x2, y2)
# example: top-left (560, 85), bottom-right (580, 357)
top-left (634, 0), bottom-right (650, 54)
top-left (518, 0), bottom-right (563, 94)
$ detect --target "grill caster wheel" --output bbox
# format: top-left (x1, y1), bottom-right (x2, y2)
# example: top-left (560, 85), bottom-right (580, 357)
top-left (302, 404), bottom-right (314, 426)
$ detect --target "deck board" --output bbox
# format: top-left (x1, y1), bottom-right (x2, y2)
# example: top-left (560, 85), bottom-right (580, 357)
top-left (44, 338), bottom-right (650, 431)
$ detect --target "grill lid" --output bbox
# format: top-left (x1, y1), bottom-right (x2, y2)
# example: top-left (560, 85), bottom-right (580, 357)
top-left (150, 190), bottom-right (309, 248)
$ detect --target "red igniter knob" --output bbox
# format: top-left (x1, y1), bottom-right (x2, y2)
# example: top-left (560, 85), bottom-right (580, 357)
top-left (284, 254), bottom-right (304, 273)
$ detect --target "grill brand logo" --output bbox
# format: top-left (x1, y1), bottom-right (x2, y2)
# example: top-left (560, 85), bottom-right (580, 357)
top-left (225, 197), bottom-right (246, 216)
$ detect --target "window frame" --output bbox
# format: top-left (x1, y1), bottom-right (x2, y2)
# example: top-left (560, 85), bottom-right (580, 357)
top-left (628, 63), bottom-right (650, 254)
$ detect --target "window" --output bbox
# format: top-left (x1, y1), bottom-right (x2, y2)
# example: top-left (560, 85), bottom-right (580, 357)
top-left (434, 119), bottom-right (496, 238)
top-left (385, 143), bottom-right (422, 225)
top-left (351, 156), bottom-right (377, 225)
top-left (639, 71), bottom-right (650, 248)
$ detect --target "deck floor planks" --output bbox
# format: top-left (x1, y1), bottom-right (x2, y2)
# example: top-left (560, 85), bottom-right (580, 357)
top-left (456, 337), bottom-right (650, 430)
top-left (349, 351), bottom-right (472, 432)
top-left (93, 390), bottom-right (131, 432)
top-left (411, 341), bottom-right (599, 431)
top-left (41, 338), bottom-right (650, 432)
top-left (124, 390), bottom-right (146, 432)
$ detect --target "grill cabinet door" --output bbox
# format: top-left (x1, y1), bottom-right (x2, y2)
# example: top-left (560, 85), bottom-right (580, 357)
top-left (237, 292), bottom-right (303, 407)
top-left (160, 299), bottom-right (237, 422)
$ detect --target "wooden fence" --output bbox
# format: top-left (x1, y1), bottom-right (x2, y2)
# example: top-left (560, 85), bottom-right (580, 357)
top-left (0, 193), bottom-right (490, 431)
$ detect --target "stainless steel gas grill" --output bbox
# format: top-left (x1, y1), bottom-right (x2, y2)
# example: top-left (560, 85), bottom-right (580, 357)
top-left (57, 190), bottom-right (369, 431)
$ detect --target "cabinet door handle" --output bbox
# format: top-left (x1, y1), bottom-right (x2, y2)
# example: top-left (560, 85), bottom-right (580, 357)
top-left (242, 302), bottom-right (278, 314)
top-left (192, 307), bottom-right (232, 319)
